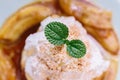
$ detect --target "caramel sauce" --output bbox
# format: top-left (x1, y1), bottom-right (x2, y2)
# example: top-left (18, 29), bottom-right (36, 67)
top-left (1, 24), bottom-right (40, 80)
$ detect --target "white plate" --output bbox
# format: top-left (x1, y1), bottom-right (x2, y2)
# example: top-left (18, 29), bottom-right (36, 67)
top-left (0, 0), bottom-right (120, 80)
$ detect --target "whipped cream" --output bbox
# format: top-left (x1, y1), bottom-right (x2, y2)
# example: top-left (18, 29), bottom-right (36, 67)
top-left (22, 16), bottom-right (110, 80)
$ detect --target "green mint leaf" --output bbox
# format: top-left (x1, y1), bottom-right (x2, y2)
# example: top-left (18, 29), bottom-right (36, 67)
top-left (45, 22), bottom-right (68, 45)
top-left (67, 40), bottom-right (86, 58)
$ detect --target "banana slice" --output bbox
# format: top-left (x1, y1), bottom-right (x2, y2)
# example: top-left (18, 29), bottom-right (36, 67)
top-left (59, 0), bottom-right (119, 55)
top-left (0, 0), bottom-right (61, 43)
top-left (85, 26), bottom-right (119, 54)
top-left (0, 49), bottom-right (16, 80)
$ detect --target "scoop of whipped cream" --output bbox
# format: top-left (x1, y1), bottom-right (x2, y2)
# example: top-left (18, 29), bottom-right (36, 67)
top-left (22, 16), bottom-right (110, 80)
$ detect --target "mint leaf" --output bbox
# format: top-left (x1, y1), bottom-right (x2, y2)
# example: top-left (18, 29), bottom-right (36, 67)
top-left (45, 22), bottom-right (68, 45)
top-left (67, 40), bottom-right (86, 58)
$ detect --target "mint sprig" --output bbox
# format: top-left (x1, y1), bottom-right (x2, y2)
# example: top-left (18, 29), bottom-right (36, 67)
top-left (45, 22), bottom-right (86, 58)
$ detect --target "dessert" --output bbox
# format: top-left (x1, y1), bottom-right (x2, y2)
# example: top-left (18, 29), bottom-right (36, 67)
top-left (0, 0), bottom-right (119, 80)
